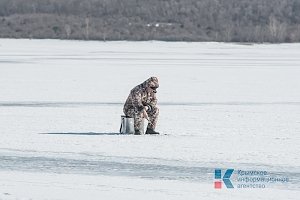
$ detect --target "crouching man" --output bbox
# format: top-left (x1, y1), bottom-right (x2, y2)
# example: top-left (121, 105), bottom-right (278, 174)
top-left (123, 77), bottom-right (160, 135)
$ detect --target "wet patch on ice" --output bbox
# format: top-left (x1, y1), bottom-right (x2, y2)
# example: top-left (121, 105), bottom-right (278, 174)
top-left (0, 101), bottom-right (300, 108)
top-left (41, 132), bottom-right (120, 136)
top-left (0, 151), bottom-right (299, 190)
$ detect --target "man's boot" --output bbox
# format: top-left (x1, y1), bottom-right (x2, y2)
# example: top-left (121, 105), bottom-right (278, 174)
top-left (145, 128), bottom-right (159, 135)
top-left (134, 129), bottom-right (142, 135)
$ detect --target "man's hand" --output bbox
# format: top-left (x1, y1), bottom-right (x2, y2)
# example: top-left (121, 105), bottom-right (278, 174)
top-left (143, 108), bottom-right (150, 121)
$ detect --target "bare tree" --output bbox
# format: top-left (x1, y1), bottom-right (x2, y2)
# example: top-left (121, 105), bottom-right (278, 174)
top-left (64, 24), bottom-right (71, 39)
top-left (85, 17), bottom-right (90, 40)
top-left (269, 15), bottom-right (287, 42)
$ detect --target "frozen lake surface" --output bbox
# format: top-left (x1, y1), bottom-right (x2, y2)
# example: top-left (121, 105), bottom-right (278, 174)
top-left (0, 39), bottom-right (299, 199)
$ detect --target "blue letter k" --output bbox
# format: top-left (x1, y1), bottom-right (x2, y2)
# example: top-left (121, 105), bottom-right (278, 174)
top-left (223, 169), bottom-right (234, 188)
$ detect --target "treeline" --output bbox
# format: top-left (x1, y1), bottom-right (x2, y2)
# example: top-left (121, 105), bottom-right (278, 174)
top-left (0, 0), bottom-right (300, 42)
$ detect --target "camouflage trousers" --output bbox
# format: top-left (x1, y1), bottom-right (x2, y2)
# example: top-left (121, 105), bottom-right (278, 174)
top-left (123, 106), bottom-right (159, 130)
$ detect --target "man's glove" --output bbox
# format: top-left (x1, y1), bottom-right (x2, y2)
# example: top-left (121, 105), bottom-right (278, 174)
top-left (143, 109), bottom-right (150, 121)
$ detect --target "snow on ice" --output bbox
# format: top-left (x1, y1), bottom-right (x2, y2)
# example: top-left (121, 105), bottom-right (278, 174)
top-left (0, 39), bottom-right (299, 199)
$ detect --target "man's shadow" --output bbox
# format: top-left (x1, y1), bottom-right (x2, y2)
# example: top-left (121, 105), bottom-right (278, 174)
top-left (40, 132), bottom-right (121, 136)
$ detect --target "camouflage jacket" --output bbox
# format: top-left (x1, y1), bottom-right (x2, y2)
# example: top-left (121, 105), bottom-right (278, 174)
top-left (124, 77), bottom-right (159, 113)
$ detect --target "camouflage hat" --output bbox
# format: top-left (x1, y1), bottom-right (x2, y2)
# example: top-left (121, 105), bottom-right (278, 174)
top-left (146, 77), bottom-right (159, 88)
